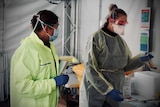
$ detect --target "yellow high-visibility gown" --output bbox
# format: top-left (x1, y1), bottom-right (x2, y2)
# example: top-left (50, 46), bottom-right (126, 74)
top-left (10, 32), bottom-right (60, 107)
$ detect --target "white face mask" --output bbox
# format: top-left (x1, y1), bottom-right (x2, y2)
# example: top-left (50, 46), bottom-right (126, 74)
top-left (49, 28), bottom-right (59, 42)
top-left (112, 24), bottom-right (125, 35)
top-left (40, 21), bottom-right (59, 42)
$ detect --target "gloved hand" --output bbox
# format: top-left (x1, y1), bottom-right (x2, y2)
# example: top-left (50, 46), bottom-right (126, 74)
top-left (54, 75), bottom-right (69, 86)
top-left (107, 89), bottom-right (124, 101)
top-left (140, 54), bottom-right (154, 62)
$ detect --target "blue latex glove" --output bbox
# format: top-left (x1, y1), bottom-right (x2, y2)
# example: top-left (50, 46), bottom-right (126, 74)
top-left (108, 89), bottom-right (124, 101)
top-left (54, 75), bottom-right (69, 86)
top-left (140, 54), bottom-right (154, 62)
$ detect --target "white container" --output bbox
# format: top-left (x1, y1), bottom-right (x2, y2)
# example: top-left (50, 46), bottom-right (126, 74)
top-left (123, 76), bottom-right (131, 99)
top-left (134, 71), bottom-right (160, 100)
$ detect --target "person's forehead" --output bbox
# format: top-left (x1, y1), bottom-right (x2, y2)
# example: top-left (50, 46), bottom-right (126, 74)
top-left (116, 15), bottom-right (127, 22)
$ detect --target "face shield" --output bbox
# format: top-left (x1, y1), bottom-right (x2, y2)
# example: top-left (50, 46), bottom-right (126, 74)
top-left (43, 24), bottom-right (59, 42)
top-left (33, 15), bottom-right (59, 42)
top-left (110, 18), bottom-right (128, 35)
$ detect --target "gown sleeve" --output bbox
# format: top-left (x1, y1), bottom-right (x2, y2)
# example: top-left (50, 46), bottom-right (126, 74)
top-left (122, 39), bottom-right (145, 72)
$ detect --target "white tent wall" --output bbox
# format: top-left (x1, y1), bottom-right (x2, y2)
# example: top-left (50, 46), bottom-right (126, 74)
top-left (78, 0), bottom-right (147, 62)
top-left (78, 0), bottom-right (100, 61)
top-left (0, 1), bottom-right (4, 52)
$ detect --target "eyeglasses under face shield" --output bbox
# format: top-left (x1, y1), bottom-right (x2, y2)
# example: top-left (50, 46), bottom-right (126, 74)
top-left (109, 18), bottom-right (128, 26)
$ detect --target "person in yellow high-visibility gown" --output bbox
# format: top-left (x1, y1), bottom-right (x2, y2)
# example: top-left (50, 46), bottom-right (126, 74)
top-left (10, 10), bottom-right (69, 107)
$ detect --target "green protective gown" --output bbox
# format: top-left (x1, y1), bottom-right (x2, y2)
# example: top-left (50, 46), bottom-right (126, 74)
top-left (10, 32), bottom-right (60, 107)
top-left (79, 29), bottom-right (144, 107)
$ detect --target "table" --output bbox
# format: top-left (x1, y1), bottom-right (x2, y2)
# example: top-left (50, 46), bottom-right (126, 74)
top-left (120, 95), bottom-right (160, 107)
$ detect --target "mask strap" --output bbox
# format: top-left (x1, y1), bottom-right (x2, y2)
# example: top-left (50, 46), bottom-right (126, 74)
top-left (37, 17), bottom-right (52, 37)
top-left (32, 15), bottom-right (49, 32)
